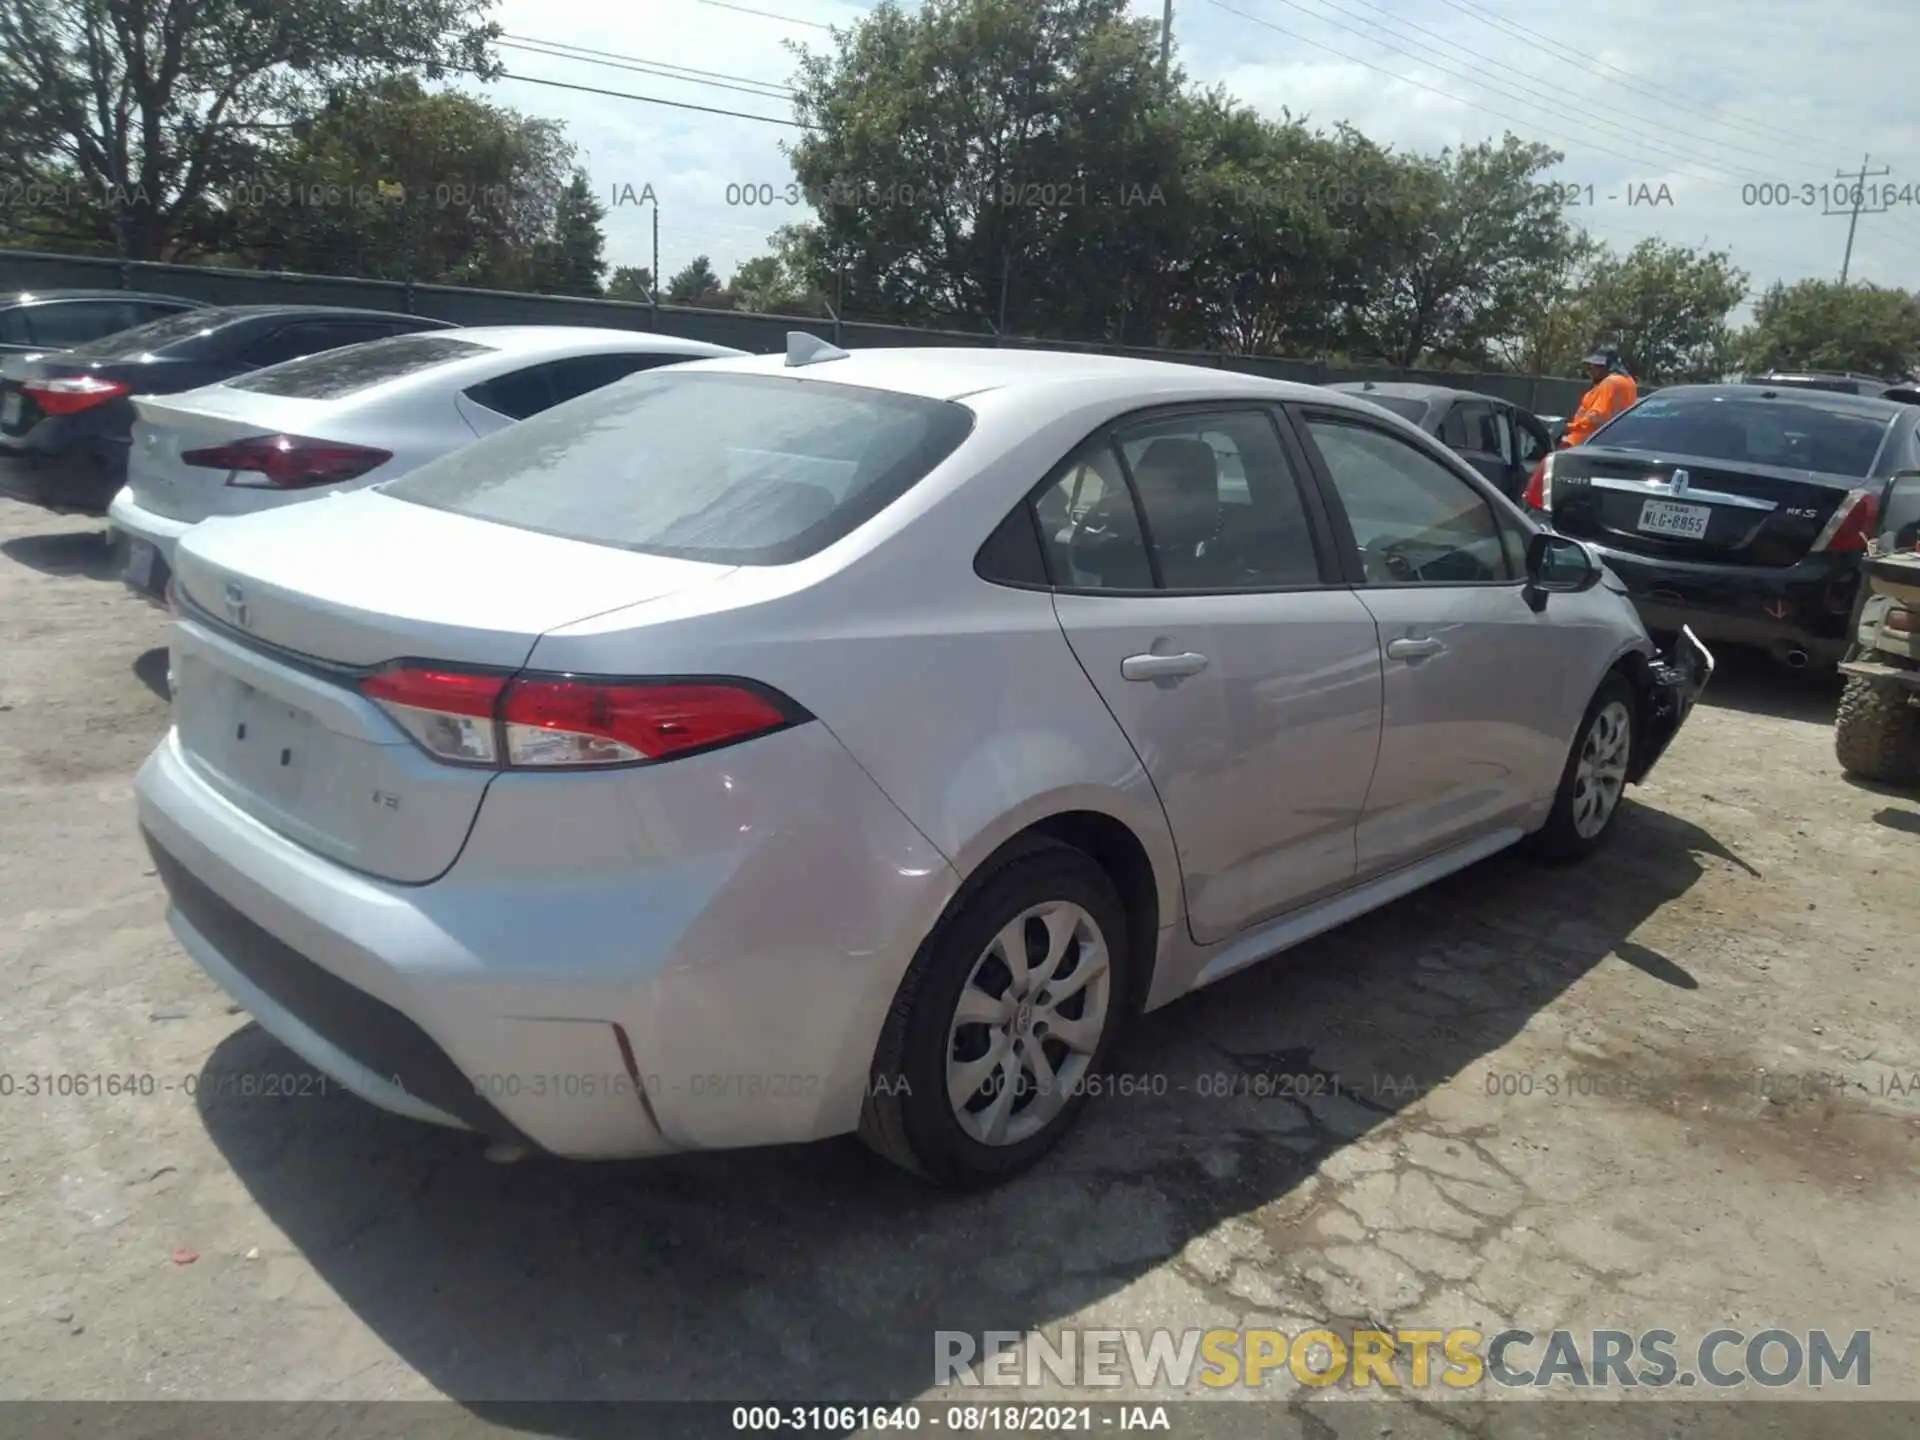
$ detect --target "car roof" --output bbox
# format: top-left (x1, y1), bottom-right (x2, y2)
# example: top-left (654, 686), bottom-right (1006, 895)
top-left (680, 345), bottom-right (1336, 405)
top-left (420, 325), bottom-right (739, 354)
top-left (1327, 381), bottom-right (1462, 402)
top-left (3, 289), bottom-right (199, 306)
top-left (1653, 382), bottom-right (1918, 418)
top-left (197, 304), bottom-right (454, 324)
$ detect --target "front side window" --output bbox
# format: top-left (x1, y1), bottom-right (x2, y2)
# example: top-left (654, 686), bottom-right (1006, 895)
top-left (1304, 415), bottom-right (1511, 585)
top-left (385, 370), bottom-right (975, 565)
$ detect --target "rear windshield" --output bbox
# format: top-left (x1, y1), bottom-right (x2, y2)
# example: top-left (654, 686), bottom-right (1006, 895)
top-left (382, 370), bottom-right (977, 564)
top-left (1351, 394), bottom-right (1428, 422)
top-left (68, 306), bottom-right (234, 359)
top-left (1593, 394), bottom-right (1893, 477)
top-left (224, 333), bottom-right (493, 399)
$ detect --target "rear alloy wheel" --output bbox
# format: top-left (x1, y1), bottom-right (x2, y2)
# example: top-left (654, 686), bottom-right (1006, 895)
top-left (1834, 674), bottom-right (1920, 784)
top-left (860, 841), bottom-right (1130, 1186)
top-left (1531, 674), bottom-right (1636, 861)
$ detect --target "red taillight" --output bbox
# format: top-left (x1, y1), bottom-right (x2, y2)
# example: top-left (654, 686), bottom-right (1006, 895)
top-left (22, 374), bottom-right (130, 415)
top-left (1522, 461), bottom-right (1547, 510)
top-left (1811, 488), bottom-right (1879, 553)
top-left (359, 667), bottom-right (797, 769)
top-left (181, 433), bottom-right (393, 490)
top-left (1522, 451), bottom-right (1556, 512)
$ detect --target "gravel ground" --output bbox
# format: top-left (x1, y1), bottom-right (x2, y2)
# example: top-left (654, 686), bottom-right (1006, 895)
top-left (2, 498), bottom-right (1917, 1437)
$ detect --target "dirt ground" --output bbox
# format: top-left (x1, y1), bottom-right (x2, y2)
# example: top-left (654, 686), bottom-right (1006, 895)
top-left (2, 497), bottom-right (1918, 1436)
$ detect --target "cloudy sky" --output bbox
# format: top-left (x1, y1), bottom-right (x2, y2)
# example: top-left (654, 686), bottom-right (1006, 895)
top-left (472, 0), bottom-right (1920, 313)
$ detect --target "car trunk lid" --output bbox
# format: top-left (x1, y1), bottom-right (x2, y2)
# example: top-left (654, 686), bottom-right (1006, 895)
top-left (127, 390), bottom-right (354, 523)
top-left (168, 491), bottom-right (736, 881)
top-left (1549, 446), bottom-right (1854, 567)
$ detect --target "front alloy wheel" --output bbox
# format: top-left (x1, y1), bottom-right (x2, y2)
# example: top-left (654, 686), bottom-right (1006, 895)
top-left (1571, 700), bottom-right (1631, 839)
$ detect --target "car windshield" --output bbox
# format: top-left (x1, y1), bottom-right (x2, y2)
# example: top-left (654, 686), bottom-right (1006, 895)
top-left (382, 370), bottom-right (976, 564)
top-left (1593, 394), bottom-right (1892, 476)
top-left (66, 305), bottom-right (232, 358)
top-left (224, 334), bottom-right (494, 399)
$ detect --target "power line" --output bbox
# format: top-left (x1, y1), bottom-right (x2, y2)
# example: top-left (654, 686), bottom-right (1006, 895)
top-left (497, 39), bottom-right (796, 102)
top-left (697, 0), bottom-right (835, 30)
top-left (500, 34), bottom-right (795, 97)
top-left (1302, 0), bottom-right (1804, 176)
top-left (1433, 0), bottom-right (1848, 164)
top-left (459, 63), bottom-right (808, 128)
top-left (1203, 1), bottom-right (1733, 186)
top-left (1256, 0), bottom-right (1758, 186)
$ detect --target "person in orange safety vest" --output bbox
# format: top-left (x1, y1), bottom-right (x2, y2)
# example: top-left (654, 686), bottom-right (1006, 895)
top-left (1559, 346), bottom-right (1638, 447)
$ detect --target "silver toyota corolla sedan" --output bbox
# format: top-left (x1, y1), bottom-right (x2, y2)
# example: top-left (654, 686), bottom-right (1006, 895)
top-left (134, 338), bottom-right (1713, 1186)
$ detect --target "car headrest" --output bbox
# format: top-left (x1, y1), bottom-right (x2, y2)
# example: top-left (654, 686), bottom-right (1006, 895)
top-left (1133, 438), bottom-right (1217, 502)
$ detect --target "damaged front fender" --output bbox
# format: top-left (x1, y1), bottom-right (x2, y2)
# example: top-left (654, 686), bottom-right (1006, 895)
top-left (1629, 625), bottom-right (1715, 783)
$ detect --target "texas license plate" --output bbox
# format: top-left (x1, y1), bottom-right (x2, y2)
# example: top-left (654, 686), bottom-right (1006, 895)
top-left (1638, 499), bottom-right (1710, 539)
top-left (1, 392), bottom-right (19, 427)
top-left (125, 538), bottom-right (155, 590)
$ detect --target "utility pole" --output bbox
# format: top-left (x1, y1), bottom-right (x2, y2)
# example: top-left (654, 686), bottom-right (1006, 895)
top-left (1160, 0), bottom-right (1172, 77)
top-left (1825, 153), bottom-right (1892, 284)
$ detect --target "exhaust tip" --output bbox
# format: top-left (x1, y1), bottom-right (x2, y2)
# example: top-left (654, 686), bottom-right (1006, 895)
top-left (1782, 648), bottom-right (1810, 669)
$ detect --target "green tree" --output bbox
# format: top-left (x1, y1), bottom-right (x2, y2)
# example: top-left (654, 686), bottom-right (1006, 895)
top-left (221, 75), bottom-right (575, 288)
top-left (729, 254), bottom-right (796, 312)
top-left (0, 0), bottom-right (499, 260)
top-left (1736, 280), bottom-right (1920, 378)
top-left (526, 171), bottom-right (607, 296)
top-left (1569, 238), bottom-right (1747, 384)
top-left (780, 0), bottom-right (1184, 336)
top-left (1345, 135), bottom-right (1580, 368)
top-left (606, 265), bottom-right (655, 301)
top-left (666, 254), bottom-right (722, 302)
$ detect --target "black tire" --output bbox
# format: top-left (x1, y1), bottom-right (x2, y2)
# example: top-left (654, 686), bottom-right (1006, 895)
top-left (1834, 674), bottom-right (1920, 783)
top-left (1530, 673), bottom-right (1637, 863)
top-left (858, 839), bottom-right (1132, 1188)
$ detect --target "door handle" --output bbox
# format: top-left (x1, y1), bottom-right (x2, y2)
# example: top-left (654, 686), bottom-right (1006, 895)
top-left (1121, 651), bottom-right (1209, 681)
top-left (1386, 637), bottom-right (1445, 661)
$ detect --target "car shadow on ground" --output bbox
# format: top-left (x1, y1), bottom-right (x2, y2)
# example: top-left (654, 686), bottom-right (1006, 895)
top-left (1694, 645), bottom-right (1840, 725)
top-left (194, 801), bottom-right (1746, 1428)
top-left (0, 525), bottom-right (119, 581)
top-left (133, 646), bottom-right (170, 701)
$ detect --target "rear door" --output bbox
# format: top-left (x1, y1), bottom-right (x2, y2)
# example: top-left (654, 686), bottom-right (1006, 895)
top-left (1292, 405), bottom-right (1574, 875)
top-left (1444, 398), bottom-right (1514, 493)
top-left (1045, 406), bottom-right (1385, 944)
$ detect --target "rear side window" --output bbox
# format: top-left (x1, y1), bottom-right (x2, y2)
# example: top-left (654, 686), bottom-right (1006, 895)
top-left (69, 306), bottom-right (231, 358)
top-left (226, 334), bottom-right (493, 398)
top-left (1596, 395), bottom-right (1892, 477)
top-left (383, 371), bottom-right (976, 565)
top-left (464, 352), bottom-right (679, 421)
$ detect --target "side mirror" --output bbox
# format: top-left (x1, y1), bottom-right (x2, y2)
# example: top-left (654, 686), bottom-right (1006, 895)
top-left (1525, 531), bottom-right (1600, 604)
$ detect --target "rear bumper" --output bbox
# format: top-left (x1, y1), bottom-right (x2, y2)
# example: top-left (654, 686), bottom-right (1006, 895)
top-left (107, 489), bottom-right (189, 606)
top-left (134, 722), bottom-right (958, 1159)
top-left (0, 437), bottom-right (129, 515)
top-left (1589, 544), bottom-right (1860, 663)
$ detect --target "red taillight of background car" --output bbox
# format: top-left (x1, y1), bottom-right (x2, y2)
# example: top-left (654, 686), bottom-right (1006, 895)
top-left (180, 433), bottom-right (393, 489)
top-left (1522, 452), bottom-right (1556, 511)
top-left (21, 374), bottom-right (131, 415)
top-left (1810, 488), bottom-right (1880, 553)
top-left (359, 666), bottom-right (798, 769)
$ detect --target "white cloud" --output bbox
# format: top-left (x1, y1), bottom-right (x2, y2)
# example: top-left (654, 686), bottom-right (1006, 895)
top-left (452, 0), bottom-right (1920, 297)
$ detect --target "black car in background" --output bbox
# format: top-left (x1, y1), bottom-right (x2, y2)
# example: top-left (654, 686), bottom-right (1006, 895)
top-left (1533, 384), bottom-right (1920, 669)
top-left (1327, 381), bottom-right (1555, 501)
top-left (0, 305), bottom-right (457, 516)
top-left (0, 289), bottom-right (203, 355)
top-left (1740, 370), bottom-right (1917, 400)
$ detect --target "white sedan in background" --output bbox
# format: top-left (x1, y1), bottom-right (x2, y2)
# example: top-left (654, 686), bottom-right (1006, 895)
top-left (107, 325), bottom-right (743, 604)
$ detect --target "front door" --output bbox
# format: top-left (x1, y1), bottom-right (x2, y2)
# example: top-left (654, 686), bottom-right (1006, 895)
top-left (1292, 408), bottom-right (1575, 875)
top-left (1042, 407), bottom-right (1385, 944)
